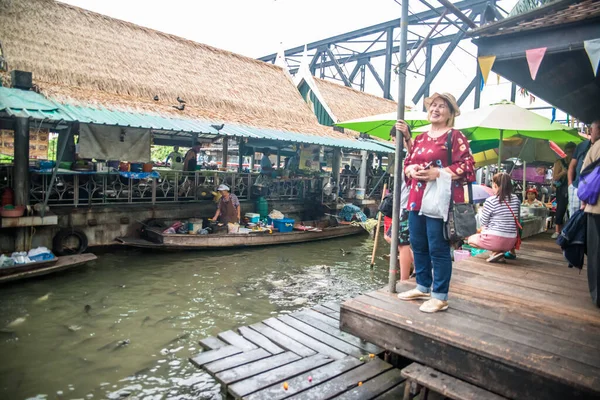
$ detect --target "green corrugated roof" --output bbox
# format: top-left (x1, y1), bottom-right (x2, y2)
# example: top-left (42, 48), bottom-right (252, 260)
top-left (0, 86), bottom-right (73, 121)
top-left (0, 86), bottom-right (393, 153)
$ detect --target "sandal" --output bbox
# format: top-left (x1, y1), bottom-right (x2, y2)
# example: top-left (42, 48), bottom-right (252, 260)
top-left (487, 252), bottom-right (505, 263)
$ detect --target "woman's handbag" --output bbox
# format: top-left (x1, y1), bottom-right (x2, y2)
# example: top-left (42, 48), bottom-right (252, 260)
top-left (504, 199), bottom-right (523, 250)
top-left (443, 131), bottom-right (477, 242)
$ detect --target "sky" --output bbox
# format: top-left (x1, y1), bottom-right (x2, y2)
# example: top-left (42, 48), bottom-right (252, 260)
top-left (59, 0), bottom-right (566, 121)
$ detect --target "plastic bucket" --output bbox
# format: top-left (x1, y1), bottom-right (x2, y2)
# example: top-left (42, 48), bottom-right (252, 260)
top-left (188, 218), bottom-right (203, 234)
top-left (453, 249), bottom-right (471, 263)
top-left (356, 188), bottom-right (366, 200)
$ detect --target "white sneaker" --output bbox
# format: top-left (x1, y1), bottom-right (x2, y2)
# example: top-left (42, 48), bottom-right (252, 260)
top-left (551, 232), bottom-right (559, 239)
top-left (397, 288), bottom-right (431, 301)
top-left (419, 298), bottom-right (449, 313)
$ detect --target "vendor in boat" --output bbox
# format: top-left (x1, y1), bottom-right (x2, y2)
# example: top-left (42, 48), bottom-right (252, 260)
top-left (211, 184), bottom-right (241, 224)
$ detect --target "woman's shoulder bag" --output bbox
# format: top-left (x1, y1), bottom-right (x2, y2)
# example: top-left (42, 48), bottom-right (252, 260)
top-left (443, 131), bottom-right (477, 243)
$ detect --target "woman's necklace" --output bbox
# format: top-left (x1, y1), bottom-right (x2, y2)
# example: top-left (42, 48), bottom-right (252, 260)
top-left (428, 127), bottom-right (449, 139)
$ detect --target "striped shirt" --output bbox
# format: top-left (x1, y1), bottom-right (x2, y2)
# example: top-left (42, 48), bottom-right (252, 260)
top-left (480, 194), bottom-right (521, 238)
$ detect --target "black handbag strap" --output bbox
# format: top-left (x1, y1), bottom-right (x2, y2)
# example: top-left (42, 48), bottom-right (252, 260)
top-left (445, 129), bottom-right (473, 206)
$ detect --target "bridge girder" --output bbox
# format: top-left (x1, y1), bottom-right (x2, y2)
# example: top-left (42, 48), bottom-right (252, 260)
top-left (259, 0), bottom-right (505, 107)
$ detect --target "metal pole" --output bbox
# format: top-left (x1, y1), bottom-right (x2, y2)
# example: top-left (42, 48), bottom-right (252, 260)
top-left (522, 160), bottom-right (527, 200)
top-left (389, 0), bottom-right (409, 293)
top-left (497, 129), bottom-right (503, 170)
top-left (383, 27), bottom-right (394, 100)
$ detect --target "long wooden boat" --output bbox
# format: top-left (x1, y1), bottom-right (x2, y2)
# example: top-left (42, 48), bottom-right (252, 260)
top-left (117, 221), bottom-right (366, 251)
top-left (0, 253), bottom-right (97, 284)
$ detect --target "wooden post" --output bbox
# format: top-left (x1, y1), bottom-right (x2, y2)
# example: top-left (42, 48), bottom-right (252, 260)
top-left (238, 139), bottom-right (244, 173)
top-left (276, 149), bottom-right (281, 169)
top-left (370, 183), bottom-right (387, 269)
top-left (222, 138), bottom-right (229, 170)
top-left (14, 117), bottom-right (30, 251)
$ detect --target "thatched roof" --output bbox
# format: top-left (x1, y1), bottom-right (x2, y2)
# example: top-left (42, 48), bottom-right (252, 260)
top-left (307, 77), bottom-right (399, 123)
top-left (0, 0), bottom-right (354, 139)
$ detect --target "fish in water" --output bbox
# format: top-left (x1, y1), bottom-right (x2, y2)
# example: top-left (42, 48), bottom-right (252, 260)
top-left (6, 316), bottom-right (27, 328)
top-left (84, 305), bottom-right (92, 314)
top-left (153, 316), bottom-right (174, 326)
top-left (98, 339), bottom-right (130, 351)
top-left (141, 316), bottom-right (151, 326)
top-left (66, 325), bottom-right (82, 332)
top-left (35, 293), bottom-right (51, 303)
top-left (164, 332), bottom-right (189, 346)
top-left (113, 339), bottom-right (130, 350)
top-left (340, 248), bottom-right (352, 256)
top-left (98, 340), bottom-right (119, 351)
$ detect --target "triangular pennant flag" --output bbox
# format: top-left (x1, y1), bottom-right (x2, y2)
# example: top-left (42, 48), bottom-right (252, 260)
top-left (496, 73), bottom-right (501, 85)
top-left (525, 47), bottom-right (547, 80)
top-left (551, 107), bottom-right (556, 124)
top-left (584, 38), bottom-right (600, 76)
top-left (478, 55), bottom-right (496, 85)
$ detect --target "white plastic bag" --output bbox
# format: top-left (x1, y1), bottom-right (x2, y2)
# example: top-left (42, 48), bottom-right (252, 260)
top-left (419, 169), bottom-right (452, 221)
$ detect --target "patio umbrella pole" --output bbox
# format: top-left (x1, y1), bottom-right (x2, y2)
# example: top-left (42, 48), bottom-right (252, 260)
top-left (370, 183), bottom-right (388, 269)
top-left (389, 0), bottom-right (409, 293)
top-left (497, 129), bottom-right (503, 170)
top-left (522, 160), bottom-right (527, 200)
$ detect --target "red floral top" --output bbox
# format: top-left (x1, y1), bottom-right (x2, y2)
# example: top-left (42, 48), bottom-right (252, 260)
top-left (404, 129), bottom-right (475, 212)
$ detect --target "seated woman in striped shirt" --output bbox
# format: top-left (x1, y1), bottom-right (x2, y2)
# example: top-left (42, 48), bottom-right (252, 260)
top-left (468, 173), bottom-right (521, 263)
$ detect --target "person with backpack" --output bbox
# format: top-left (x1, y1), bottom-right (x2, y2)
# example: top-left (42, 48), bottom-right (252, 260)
top-left (568, 129), bottom-right (597, 217)
top-left (578, 119), bottom-right (600, 307)
top-left (552, 142), bottom-right (576, 238)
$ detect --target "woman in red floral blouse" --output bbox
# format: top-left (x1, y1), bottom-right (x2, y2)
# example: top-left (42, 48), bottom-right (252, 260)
top-left (395, 92), bottom-right (475, 313)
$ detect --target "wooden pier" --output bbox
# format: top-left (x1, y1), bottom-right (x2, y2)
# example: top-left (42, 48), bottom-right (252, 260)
top-left (341, 234), bottom-right (600, 399)
top-left (189, 302), bottom-right (408, 399)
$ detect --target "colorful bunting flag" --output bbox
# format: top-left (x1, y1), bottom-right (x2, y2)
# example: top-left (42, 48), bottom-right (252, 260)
top-left (584, 38), bottom-right (600, 76)
top-left (478, 55), bottom-right (496, 85)
top-left (525, 47), bottom-right (547, 80)
top-left (551, 107), bottom-right (556, 124)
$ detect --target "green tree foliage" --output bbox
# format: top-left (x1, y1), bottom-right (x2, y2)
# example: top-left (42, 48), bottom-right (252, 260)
top-left (151, 145), bottom-right (188, 163)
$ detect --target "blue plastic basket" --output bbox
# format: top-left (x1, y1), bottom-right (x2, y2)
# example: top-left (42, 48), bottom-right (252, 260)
top-left (273, 218), bottom-right (295, 233)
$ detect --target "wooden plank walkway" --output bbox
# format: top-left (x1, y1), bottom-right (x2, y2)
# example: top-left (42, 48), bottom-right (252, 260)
top-left (340, 234), bottom-right (600, 400)
top-left (190, 302), bottom-right (405, 399)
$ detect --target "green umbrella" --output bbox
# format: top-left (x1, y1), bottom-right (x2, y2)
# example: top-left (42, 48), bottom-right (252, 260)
top-left (335, 110), bottom-right (430, 140)
top-left (415, 101), bottom-right (582, 168)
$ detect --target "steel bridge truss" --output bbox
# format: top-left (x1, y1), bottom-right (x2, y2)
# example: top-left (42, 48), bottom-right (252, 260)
top-left (259, 0), bottom-right (507, 108)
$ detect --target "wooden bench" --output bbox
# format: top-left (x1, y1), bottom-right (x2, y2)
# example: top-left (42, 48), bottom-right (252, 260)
top-left (401, 363), bottom-right (508, 400)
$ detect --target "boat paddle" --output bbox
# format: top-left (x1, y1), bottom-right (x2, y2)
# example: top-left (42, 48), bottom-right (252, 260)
top-left (370, 183), bottom-right (387, 269)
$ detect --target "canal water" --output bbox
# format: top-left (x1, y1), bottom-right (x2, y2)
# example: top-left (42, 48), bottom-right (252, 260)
top-left (0, 234), bottom-right (391, 400)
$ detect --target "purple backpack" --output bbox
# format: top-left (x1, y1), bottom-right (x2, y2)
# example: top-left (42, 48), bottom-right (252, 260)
top-left (578, 158), bottom-right (600, 205)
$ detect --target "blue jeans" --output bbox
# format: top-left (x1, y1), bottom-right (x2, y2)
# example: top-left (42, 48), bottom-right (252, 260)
top-left (408, 211), bottom-right (452, 301)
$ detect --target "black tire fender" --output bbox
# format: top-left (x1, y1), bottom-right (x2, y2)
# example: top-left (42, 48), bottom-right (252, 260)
top-left (52, 229), bottom-right (88, 256)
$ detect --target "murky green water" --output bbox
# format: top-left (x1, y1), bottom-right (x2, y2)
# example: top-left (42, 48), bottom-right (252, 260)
top-left (0, 234), bottom-right (391, 400)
